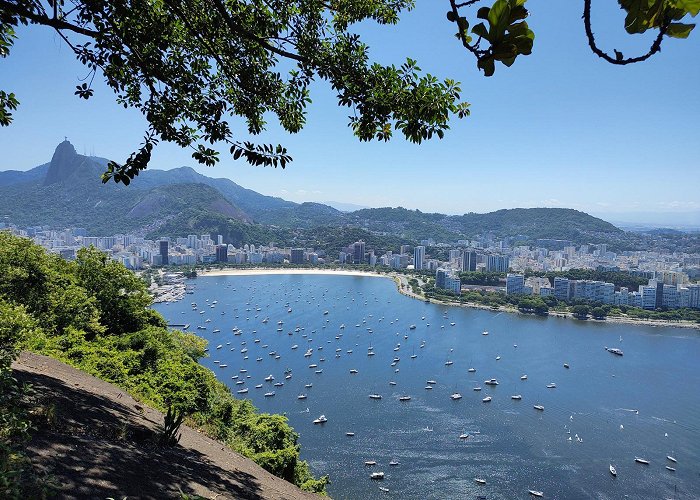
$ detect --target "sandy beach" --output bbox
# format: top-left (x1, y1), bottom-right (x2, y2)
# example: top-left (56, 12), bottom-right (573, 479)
top-left (199, 268), bottom-right (389, 279)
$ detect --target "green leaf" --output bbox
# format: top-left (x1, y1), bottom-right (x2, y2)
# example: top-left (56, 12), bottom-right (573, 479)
top-left (666, 22), bottom-right (695, 38)
top-left (674, 0), bottom-right (700, 16)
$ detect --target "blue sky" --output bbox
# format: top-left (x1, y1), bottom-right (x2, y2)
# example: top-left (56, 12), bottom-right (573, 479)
top-left (0, 2), bottom-right (698, 221)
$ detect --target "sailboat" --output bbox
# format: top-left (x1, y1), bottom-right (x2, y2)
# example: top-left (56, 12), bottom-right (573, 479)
top-left (609, 464), bottom-right (617, 476)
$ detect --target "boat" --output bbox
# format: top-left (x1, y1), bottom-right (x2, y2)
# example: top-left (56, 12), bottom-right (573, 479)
top-left (666, 466), bottom-right (676, 472)
top-left (635, 457), bottom-right (650, 464)
top-left (475, 478), bottom-right (486, 485)
top-left (389, 381), bottom-right (397, 386)
top-left (495, 356), bottom-right (501, 361)
top-left (297, 394), bottom-right (307, 400)
top-left (450, 322), bottom-right (456, 326)
top-left (445, 360), bottom-right (453, 366)
top-left (218, 364), bottom-right (228, 368)
top-left (379, 486), bottom-right (390, 492)
top-left (482, 396), bottom-right (492, 403)
top-left (389, 460), bottom-right (399, 466)
top-left (482, 330), bottom-right (488, 336)
top-left (468, 367), bottom-right (476, 373)
top-left (564, 363), bottom-right (570, 369)
top-left (473, 386), bottom-right (482, 391)
top-left (264, 391), bottom-right (275, 397)
top-left (451, 393), bottom-right (462, 400)
top-left (305, 383), bottom-right (313, 388)
top-left (605, 347), bottom-right (624, 356)
top-left (399, 396), bottom-right (411, 401)
top-left (369, 394), bottom-right (383, 400)
top-left (484, 378), bottom-right (499, 386)
top-left (237, 388), bottom-right (248, 394)
top-left (364, 460), bottom-right (377, 466)
top-left (667, 455), bottom-right (677, 463)
top-left (370, 472), bottom-right (385, 480)
top-left (426, 380), bottom-right (437, 385)
top-left (459, 433), bottom-right (470, 439)
top-left (546, 383), bottom-right (556, 389)
top-left (346, 432), bottom-right (355, 437)
top-left (528, 491), bottom-right (543, 497)
top-left (308, 364), bottom-right (317, 368)
top-left (315, 369), bottom-right (323, 374)
top-left (534, 405), bottom-right (544, 411)
top-left (312, 414), bottom-right (327, 424)
top-left (511, 394), bottom-right (522, 400)
top-left (409, 325), bottom-right (417, 330)
top-left (521, 375), bottom-right (528, 380)
top-left (255, 384), bottom-right (263, 388)
top-left (273, 382), bottom-right (284, 387)
top-left (350, 369), bottom-right (358, 374)
top-left (264, 374), bottom-right (274, 382)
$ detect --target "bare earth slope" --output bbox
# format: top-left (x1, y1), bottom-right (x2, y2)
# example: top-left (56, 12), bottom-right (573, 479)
top-left (12, 352), bottom-right (319, 500)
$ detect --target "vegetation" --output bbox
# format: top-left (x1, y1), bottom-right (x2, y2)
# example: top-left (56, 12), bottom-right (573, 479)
top-left (3, 2), bottom-right (697, 179)
top-left (524, 269), bottom-right (649, 292)
top-left (0, 232), bottom-right (328, 495)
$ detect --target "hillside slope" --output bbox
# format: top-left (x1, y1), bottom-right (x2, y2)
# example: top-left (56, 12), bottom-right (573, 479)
top-left (13, 352), bottom-right (318, 500)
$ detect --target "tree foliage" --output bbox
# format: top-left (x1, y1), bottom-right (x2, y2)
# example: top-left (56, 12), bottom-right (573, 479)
top-left (1, 1), bottom-right (697, 181)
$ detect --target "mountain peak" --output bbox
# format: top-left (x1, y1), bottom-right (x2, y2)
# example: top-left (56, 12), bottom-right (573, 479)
top-left (44, 140), bottom-right (80, 185)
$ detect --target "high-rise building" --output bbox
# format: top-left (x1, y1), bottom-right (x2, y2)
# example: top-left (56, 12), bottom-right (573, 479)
top-left (462, 251), bottom-right (477, 272)
top-left (290, 248), bottom-right (304, 264)
top-left (159, 240), bottom-right (169, 266)
top-left (486, 254), bottom-right (509, 272)
top-left (506, 274), bottom-right (525, 295)
top-left (553, 277), bottom-right (570, 300)
top-left (217, 234), bottom-right (224, 245)
top-left (436, 269), bottom-right (447, 289)
top-left (215, 244), bottom-right (228, 263)
top-left (414, 246), bottom-right (425, 270)
top-left (353, 241), bottom-right (366, 264)
top-left (445, 275), bottom-right (461, 294)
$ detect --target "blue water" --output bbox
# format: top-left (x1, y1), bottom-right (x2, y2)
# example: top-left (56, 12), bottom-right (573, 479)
top-left (154, 274), bottom-right (700, 499)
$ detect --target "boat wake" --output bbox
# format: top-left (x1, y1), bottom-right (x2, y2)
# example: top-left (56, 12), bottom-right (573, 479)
top-left (616, 408), bottom-right (640, 414)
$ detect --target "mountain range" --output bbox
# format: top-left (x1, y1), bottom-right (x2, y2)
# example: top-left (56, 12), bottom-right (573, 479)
top-left (0, 141), bottom-right (634, 251)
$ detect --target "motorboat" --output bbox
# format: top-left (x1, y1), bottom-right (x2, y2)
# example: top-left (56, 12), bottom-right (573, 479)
top-left (313, 415), bottom-right (327, 424)
top-left (346, 432), bottom-right (355, 437)
top-left (484, 378), bottom-right (499, 386)
top-left (399, 396), bottom-right (411, 402)
top-left (521, 375), bottom-right (528, 380)
top-left (635, 457), bottom-right (650, 465)
top-left (364, 460), bottom-right (377, 466)
top-left (546, 383), bottom-right (556, 389)
top-left (369, 394), bottom-right (382, 400)
top-left (605, 347), bottom-right (624, 356)
top-left (297, 394), bottom-right (307, 400)
top-left (350, 369), bottom-right (358, 374)
top-left (528, 491), bottom-right (543, 498)
top-left (451, 393), bottom-right (462, 400)
top-left (264, 374), bottom-right (274, 382)
top-left (468, 368), bottom-right (476, 373)
top-left (511, 394), bottom-right (522, 400)
top-left (482, 396), bottom-right (492, 403)
top-left (370, 472), bottom-right (385, 480)
top-left (534, 405), bottom-right (544, 411)
top-left (459, 433), bottom-right (470, 439)
top-left (264, 391), bottom-right (275, 397)
top-left (475, 478), bottom-right (486, 485)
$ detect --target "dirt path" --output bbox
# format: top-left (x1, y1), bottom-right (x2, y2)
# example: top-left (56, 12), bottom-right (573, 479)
top-left (12, 352), bottom-right (321, 500)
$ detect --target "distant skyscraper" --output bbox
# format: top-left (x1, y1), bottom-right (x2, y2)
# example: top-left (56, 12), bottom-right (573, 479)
top-left (436, 269), bottom-right (447, 289)
top-left (506, 274), bottom-right (525, 295)
top-left (486, 254), bottom-right (509, 272)
top-left (353, 241), bottom-right (366, 264)
top-left (159, 240), bottom-right (169, 266)
top-left (217, 234), bottom-right (224, 245)
top-left (290, 248), bottom-right (304, 264)
top-left (414, 246), bottom-right (425, 270)
top-left (215, 244), bottom-right (228, 263)
top-left (462, 251), bottom-right (477, 272)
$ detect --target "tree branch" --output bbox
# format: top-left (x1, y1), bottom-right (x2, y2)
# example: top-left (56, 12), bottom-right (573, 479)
top-left (583, 0), bottom-right (668, 65)
top-left (208, 0), bottom-right (307, 63)
top-left (0, 0), bottom-right (99, 38)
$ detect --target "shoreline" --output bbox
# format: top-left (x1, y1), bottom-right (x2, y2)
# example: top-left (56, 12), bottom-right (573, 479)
top-left (192, 267), bottom-right (700, 331)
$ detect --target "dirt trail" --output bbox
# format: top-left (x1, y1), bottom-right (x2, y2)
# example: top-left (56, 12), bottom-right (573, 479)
top-left (12, 352), bottom-right (320, 500)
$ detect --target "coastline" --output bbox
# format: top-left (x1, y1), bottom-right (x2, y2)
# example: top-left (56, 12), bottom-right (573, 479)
top-left (193, 268), bottom-right (700, 331)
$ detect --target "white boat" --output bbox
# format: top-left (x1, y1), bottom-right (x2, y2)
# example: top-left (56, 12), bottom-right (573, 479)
top-left (255, 384), bottom-right (263, 388)
top-left (370, 472), bottom-right (385, 480)
top-left (459, 433), bottom-right (470, 439)
top-left (445, 360), bottom-right (453, 366)
top-left (369, 394), bottom-right (383, 400)
top-left (546, 383), bottom-right (556, 389)
top-left (521, 375), bottom-right (528, 380)
top-left (482, 396), bottom-right (492, 403)
top-left (388, 460), bottom-right (399, 466)
top-left (399, 396), bottom-right (411, 401)
top-left (484, 378), bottom-right (499, 385)
top-left (237, 388), bottom-right (248, 394)
top-left (426, 380), bottom-right (437, 385)
top-left (666, 465), bottom-right (676, 472)
top-left (534, 405), bottom-right (544, 411)
top-left (346, 432), bottom-right (355, 437)
top-left (350, 369), bottom-right (358, 374)
top-left (475, 478), bottom-right (486, 484)
top-left (313, 414), bottom-right (327, 424)
top-left (409, 325), bottom-right (417, 330)
top-left (264, 391), bottom-right (275, 397)
top-left (305, 383), bottom-right (313, 388)
top-left (609, 464), bottom-right (616, 476)
top-left (528, 490), bottom-right (543, 497)
top-left (667, 455), bottom-right (677, 463)
top-left (468, 367), bottom-right (476, 373)
top-left (264, 375), bottom-right (274, 382)
top-left (635, 457), bottom-right (650, 464)
top-left (605, 347), bottom-right (624, 356)
top-left (473, 387), bottom-right (482, 391)
top-left (511, 394), bottom-right (522, 400)
top-left (482, 331), bottom-right (488, 335)
top-left (297, 394), bottom-right (307, 400)
top-left (364, 460), bottom-right (377, 466)
top-left (451, 393), bottom-right (462, 400)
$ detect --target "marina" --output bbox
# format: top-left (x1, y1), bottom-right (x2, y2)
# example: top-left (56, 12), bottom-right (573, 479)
top-left (155, 273), bottom-right (700, 499)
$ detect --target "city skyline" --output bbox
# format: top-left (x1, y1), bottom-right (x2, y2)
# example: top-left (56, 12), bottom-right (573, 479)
top-left (1, 3), bottom-right (699, 221)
